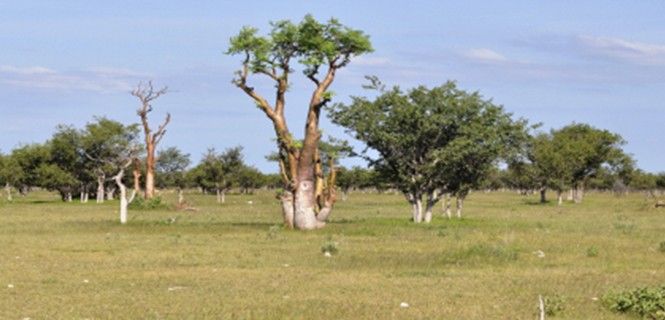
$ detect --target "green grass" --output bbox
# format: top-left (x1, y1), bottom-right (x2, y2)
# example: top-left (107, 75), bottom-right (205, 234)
top-left (1, 190), bottom-right (664, 319)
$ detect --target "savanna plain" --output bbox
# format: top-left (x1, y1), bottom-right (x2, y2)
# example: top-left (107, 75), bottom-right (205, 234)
top-left (1, 191), bottom-right (663, 319)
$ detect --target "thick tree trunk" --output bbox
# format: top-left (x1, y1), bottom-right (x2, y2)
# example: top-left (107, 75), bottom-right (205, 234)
top-left (5, 183), bottom-right (12, 201)
top-left (456, 197), bottom-right (464, 219)
top-left (216, 188), bottom-right (221, 204)
top-left (280, 191), bottom-right (295, 228)
top-left (96, 174), bottom-right (105, 203)
top-left (221, 190), bottom-right (226, 204)
top-left (66, 192), bottom-right (73, 202)
top-left (540, 187), bottom-right (547, 203)
top-left (567, 189), bottom-right (573, 201)
top-left (83, 192), bottom-right (88, 203)
top-left (293, 180), bottom-right (324, 230)
top-left (557, 190), bottom-right (563, 206)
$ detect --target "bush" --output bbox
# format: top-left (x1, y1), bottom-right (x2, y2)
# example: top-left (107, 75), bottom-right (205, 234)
top-left (602, 285), bottom-right (665, 319)
top-left (129, 197), bottom-right (171, 210)
top-left (321, 236), bottom-right (339, 255)
top-left (543, 294), bottom-right (566, 316)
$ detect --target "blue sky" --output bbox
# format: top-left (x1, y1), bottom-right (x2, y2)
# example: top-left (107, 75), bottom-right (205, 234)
top-left (1, 1), bottom-right (663, 172)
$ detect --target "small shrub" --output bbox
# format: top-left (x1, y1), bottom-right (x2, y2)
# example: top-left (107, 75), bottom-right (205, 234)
top-left (659, 241), bottom-right (665, 253)
top-left (586, 246), bottom-right (599, 257)
top-left (129, 197), bottom-right (171, 210)
top-left (602, 285), bottom-right (665, 320)
top-left (321, 236), bottom-right (338, 255)
top-left (543, 294), bottom-right (566, 316)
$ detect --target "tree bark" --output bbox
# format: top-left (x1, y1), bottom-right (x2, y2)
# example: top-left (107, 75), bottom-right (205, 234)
top-left (539, 187), bottom-right (547, 203)
top-left (456, 197), bottom-right (464, 219)
top-left (567, 189), bottom-right (573, 201)
top-left (293, 180), bottom-right (324, 230)
top-left (132, 158), bottom-right (141, 193)
top-left (424, 190), bottom-right (438, 223)
top-left (216, 188), bottom-right (221, 204)
top-left (113, 163), bottom-right (137, 224)
top-left (96, 174), bottom-right (105, 203)
top-left (280, 191), bottom-right (295, 228)
top-left (145, 144), bottom-right (155, 199)
top-left (444, 194), bottom-right (452, 219)
top-left (221, 190), bottom-right (226, 204)
top-left (557, 190), bottom-right (563, 206)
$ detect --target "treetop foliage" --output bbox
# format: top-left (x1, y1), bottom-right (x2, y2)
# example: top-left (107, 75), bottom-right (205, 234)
top-left (227, 14), bottom-right (373, 80)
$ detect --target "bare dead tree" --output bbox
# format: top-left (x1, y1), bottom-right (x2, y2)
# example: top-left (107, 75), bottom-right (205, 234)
top-left (132, 81), bottom-right (170, 199)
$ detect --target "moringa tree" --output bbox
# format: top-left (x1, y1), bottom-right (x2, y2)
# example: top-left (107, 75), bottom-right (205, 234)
top-left (132, 81), bottom-right (170, 200)
top-left (329, 79), bottom-right (528, 223)
top-left (227, 15), bottom-right (372, 230)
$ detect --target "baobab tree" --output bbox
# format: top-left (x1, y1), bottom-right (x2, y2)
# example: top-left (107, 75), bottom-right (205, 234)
top-left (227, 15), bottom-right (372, 230)
top-left (132, 81), bottom-right (170, 199)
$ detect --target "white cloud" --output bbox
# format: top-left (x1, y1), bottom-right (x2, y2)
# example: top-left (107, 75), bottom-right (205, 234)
top-left (463, 48), bottom-right (508, 64)
top-left (577, 35), bottom-right (665, 65)
top-left (351, 56), bottom-right (391, 67)
top-left (0, 65), bottom-right (56, 75)
top-left (0, 65), bottom-right (150, 93)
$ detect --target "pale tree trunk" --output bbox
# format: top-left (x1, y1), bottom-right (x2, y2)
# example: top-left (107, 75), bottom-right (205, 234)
top-left (96, 174), bottom-right (105, 203)
top-left (280, 191), bottom-right (295, 228)
top-left (423, 190), bottom-right (438, 223)
top-left (221, 190), bottom-right (226, 204)
top-left (117, 183), bottom-right (136, 224)
top-left (107, 187), bottom-right (115, 200)
top-left (66, 192), bottom-right (73, 202)
top-left (567, 189), bottom-right (574, 201)
top-left (557, 190), bottom-right (563, 206)
top-left (216, 188), bottom-right (221, 204)
top-left (83, 192), bottom-right (88, 203)
top-left (409, 191), bottom-right (423, 223)
top-left (177, 188), bottom-right (184, 205)
top-left (114, 167), bottom-right (137, 225)
top-left (456, 197), bottom-right (464, 219)
top-left (5, 183), bottom-right (12, 201)
top-left (443, 194), bottom-right (452, 219)
top-left (293, 180), bottom-right (324, 229)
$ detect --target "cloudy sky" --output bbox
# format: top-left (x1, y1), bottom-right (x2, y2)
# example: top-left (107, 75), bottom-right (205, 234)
top-left (1, 1), bottom-right (663, 172)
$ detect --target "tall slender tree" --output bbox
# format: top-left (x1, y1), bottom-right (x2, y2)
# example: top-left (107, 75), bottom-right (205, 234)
top-left (132, 81), bottom-right (170, 200)
top-left (227, 15), bottom-right (372, 229)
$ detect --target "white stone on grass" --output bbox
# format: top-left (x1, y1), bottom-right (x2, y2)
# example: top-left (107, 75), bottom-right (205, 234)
top-left (400, 302), bottom-right (410, 308)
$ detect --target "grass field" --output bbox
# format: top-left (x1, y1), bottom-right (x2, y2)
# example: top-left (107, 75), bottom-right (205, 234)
top-left (1, 190), bottom-right (663, 319)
